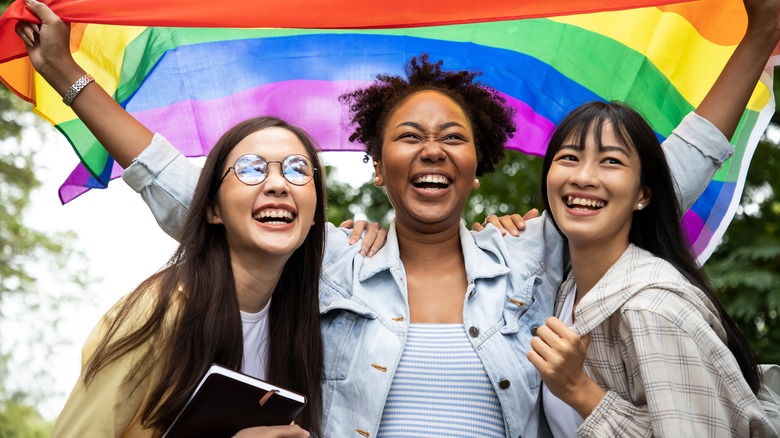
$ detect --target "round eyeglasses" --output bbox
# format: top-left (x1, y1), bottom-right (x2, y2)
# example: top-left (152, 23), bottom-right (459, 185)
top-left (219, 154), bottom-right (317, 187)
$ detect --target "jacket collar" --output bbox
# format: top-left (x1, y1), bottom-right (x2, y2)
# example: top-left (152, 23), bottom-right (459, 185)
top-left (358, 220), bottom-right (510, 283)
top-left (570, 244), bottom-right (724, 340)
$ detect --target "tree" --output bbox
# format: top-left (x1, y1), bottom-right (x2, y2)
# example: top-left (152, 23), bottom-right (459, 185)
top-left (0, 56), bottom-right (85, 435)
top-left (704, 115), bottom-right (780, 364)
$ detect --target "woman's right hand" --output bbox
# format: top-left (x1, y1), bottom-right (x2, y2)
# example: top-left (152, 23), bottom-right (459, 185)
top-left (14, 0), bottom-right (77, 80)
top-left (232, 424), bottom-right (309, 438)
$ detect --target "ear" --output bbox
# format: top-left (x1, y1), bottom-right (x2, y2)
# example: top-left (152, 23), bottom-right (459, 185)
top-left (373, 160), bottom-right (385, 187)
top-left (207, 202), bottom-right (223, 225)
top-left (636, 186), bottom-right (652, 211)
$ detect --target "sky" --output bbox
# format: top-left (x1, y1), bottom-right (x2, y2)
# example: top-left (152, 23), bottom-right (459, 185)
top-left (4, 122), bottom-right (372, 419)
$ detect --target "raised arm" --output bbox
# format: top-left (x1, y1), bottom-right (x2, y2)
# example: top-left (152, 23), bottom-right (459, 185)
top-left (15, 0), bottom-right (152, 168)
top-left (696, 0), bottom-right (780, 140)
top-left (662, 0), bottom-right (780, 211)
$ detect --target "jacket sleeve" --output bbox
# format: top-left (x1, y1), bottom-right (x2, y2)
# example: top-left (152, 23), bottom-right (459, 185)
top-left (121, 134), bottom-right (200, 241)
top-left (577, 298), bottom-right (775, 438)
top-left (661, 112), bottom-right (734, 212)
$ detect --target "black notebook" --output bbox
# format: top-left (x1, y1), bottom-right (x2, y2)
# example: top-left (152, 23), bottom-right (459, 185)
top-left (162, 364), bottom-right (307, 438)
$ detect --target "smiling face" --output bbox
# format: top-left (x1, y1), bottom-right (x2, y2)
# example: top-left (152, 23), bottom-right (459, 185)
top-left (546, 121), bottom-right (651, 251)
top-left (375, 90), bottom-right (480, 233)
top-left (208, 127), bottom-right (317, 263)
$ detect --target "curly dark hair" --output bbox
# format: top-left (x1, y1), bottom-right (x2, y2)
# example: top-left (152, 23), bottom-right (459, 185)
top-left (340, 54), bottom-right (516, 176)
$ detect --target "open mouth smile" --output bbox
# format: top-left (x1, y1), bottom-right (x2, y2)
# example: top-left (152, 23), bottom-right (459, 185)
top-left (412, 174), bottom-right (451, 191)
top-left (565, 196), bottom-right (606, 211)
top-left (253, 208), bottom-right (296, 224)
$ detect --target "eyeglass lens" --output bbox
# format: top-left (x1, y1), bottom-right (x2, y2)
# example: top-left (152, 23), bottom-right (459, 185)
top-left (233, 154), bottom-right (314, 186)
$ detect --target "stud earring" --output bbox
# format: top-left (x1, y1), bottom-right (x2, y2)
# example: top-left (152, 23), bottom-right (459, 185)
top-left (474, 178), bottom-right (480, 185)
top-left (374, 176), bottom-right (380, 184)
top-left (637, 203), bottom-right (644, 210)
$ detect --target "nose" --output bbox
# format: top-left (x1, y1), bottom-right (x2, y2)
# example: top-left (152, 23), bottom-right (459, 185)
top-left (262, 162), bottom-right (289, 196)
top-left (419, 140), bottom-right (446, 163)
top-left (570, 160), bottom-right (599, 188)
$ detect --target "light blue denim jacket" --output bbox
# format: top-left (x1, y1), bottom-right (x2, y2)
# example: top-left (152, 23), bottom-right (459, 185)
top-left (319, 218), bottom-right (563, 437)
top-left (121, 112), bottom-right (733, 437)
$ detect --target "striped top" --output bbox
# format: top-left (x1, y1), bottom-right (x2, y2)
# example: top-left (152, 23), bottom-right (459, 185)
top-left (378, 324), bottom-right (505, 437)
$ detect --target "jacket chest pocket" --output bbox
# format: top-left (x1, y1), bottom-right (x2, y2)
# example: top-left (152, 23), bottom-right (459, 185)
top-left (321, 310), bottom-right (367, 381)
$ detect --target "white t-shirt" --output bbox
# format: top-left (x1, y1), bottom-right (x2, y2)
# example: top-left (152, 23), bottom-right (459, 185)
top-left (543, 282), bottom-right (584, 438)
top-left (240, 299), bottom-right (271, 380)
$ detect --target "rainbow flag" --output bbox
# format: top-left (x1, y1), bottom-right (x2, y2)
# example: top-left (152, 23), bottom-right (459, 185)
top-left (0, 0), bottom-right (776, 263)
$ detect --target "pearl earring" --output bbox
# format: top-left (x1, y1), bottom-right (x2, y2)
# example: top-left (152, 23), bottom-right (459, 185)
top-left (374, 176), bottom-right (380, 184)
top-left (474, 178), bottom-right (480, 185)
top-left (637, 203), bottom-right (644, 210)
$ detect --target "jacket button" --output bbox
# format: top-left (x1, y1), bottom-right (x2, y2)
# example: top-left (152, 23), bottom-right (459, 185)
top-left (468, 326), bottom-right (480, 338)
top-left (530, 325), bottom-right (539, 336)
top-left (499, 379), bottom-right (511, 389)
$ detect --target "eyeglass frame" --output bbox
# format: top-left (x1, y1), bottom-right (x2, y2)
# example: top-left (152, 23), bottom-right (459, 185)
top-left (217, 153), bottom-right (318, 188)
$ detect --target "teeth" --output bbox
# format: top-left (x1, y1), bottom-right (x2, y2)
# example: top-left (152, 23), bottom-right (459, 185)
top-left (413, 175), bottom-right (449, 185)
top-left (566, 196), bottom-right (605, 209)
top-left (253, 209), bottom-right (295, 221)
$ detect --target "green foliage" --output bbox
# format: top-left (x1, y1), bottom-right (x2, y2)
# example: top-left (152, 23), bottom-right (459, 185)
top-left (466, 151), bottom-right (544, 224)
top-left (705, 130), bottom-right (780, 364)
top-left (0, 355), bottom-right (53, 438)
top-left (0, 87), bottom-right (86, 305)
top-left (0, 75), bottom-right (88, 429)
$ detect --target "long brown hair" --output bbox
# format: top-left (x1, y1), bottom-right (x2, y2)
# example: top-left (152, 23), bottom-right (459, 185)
top-left (84, 117), bottom-right (325, 433)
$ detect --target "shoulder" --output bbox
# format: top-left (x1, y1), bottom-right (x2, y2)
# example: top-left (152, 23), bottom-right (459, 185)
top-left (323, 222), bottom-right (361, 265)
top-left (82, 276), bottom-right (182, 363)
top-left (616, 279), bottom-right (725, 347)
top-left (594, 246), bottom-right (723, 336)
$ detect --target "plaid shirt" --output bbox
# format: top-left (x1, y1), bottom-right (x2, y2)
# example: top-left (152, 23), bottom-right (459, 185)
top-left (558, 244), bottom-right (777, 437)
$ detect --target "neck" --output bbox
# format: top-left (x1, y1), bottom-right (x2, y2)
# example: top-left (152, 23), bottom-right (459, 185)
top-left (395, 219), bottom-right (463, 266)
top-left (231, 253), bottom-right (288, 313)
top-left (569, 239), bottom-right (629, 307)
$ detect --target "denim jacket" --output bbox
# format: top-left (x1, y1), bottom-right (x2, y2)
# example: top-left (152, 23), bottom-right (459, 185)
top-left (121, 111), bottom-right (733, 437)
top-left (319, 219), bottom-right (563, 437)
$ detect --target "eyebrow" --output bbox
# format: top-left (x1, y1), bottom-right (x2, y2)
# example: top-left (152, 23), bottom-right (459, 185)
top-left (397, 121), bottom-right (466, 131)
top-left (559, 143), bottom-right (632, 157)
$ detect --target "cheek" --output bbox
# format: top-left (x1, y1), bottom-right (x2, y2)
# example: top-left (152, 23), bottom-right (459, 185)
top-left (546, 168), bottom-right (563, 195)
top-left (298, 186), bottom-right (319, 222)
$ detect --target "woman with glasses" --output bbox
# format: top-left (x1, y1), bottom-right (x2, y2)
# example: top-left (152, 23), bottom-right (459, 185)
top-left (13, 1), bottom-right (384, 435)
top-left (55, 116), bottom-right (324, 437)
